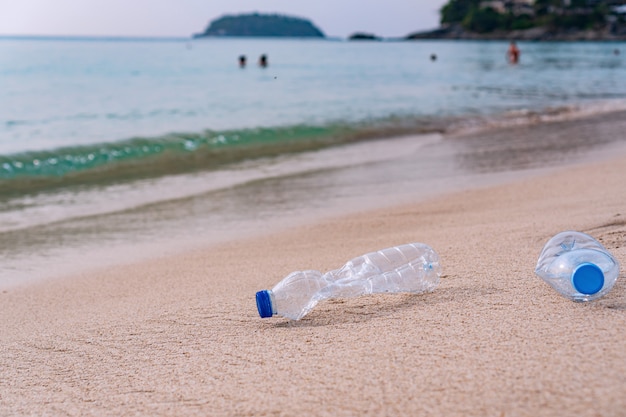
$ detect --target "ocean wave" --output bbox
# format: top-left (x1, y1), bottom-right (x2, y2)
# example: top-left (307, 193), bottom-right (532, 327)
top-left (2, 100), bottom-right (625, 196)
top-left (0, 133), bottom-right (444, 234)
top-left (0, 119), bottom-right (447, 195)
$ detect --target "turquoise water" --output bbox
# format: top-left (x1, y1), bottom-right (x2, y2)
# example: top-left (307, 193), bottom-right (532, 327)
top-left (2, 38), bottom-right (625, 186)
top-left (1, 37), bottom-right (626, 283)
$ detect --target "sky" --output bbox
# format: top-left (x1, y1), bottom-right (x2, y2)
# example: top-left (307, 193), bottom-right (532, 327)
top-left (0, 0), bottom-right (448, 39)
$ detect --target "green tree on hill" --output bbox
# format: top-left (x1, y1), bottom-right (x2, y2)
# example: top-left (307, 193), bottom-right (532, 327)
top-left (461, 7), bottom-right (501, 32)
top-left (440, 0), bottom-right (617, 33)
top-left (440, 0), bottom-right (481, 24)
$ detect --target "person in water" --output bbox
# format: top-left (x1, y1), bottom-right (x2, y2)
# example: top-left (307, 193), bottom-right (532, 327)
top-left (258, 54), bottom-right (268, 68)
top-left (239, 55), bottom-right (246, 68)
top-left (507, 41), bottom-right (520, 64)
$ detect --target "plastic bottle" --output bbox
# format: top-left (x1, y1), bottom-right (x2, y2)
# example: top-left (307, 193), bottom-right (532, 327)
top-left (535, 231), bottom-right (620, 302)
top-left (255, 243), bottom-right (442, 320)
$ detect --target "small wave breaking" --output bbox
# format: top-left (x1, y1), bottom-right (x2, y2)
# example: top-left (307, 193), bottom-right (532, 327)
top-left (0, 118), bottom-right (449, 195)
top-left (1, 99), bottom-right (625, 196)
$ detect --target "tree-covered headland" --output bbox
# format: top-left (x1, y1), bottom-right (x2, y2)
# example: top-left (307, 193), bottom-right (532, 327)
top-left (440, 0), bottom-right (625, 33)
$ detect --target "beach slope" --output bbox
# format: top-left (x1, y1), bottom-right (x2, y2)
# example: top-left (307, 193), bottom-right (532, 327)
top-left (1, 150), bottom-right (626, 416)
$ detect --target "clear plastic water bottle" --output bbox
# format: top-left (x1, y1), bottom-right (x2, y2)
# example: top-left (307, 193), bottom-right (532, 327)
top-left (535, 231), bottom-right (620, 302)
top-left (255, 243), bottom-right (442, 320)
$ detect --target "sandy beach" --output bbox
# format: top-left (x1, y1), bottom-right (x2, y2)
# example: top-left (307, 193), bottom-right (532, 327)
top-left (2, 128), bottom-right (626, 416)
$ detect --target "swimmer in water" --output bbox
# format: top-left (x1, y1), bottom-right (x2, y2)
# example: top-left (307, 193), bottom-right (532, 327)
top-left (507, 41), bottom-right (520, 64)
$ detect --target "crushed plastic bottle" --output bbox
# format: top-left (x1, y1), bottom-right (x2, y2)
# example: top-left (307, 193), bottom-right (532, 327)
top-left (535, 231), bottom-right (620, 302)
top-left (255, 242), bottom-right (442, 320)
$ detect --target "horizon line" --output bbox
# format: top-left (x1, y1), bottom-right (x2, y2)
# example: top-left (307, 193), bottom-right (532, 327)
top-left (0, 33), bottom-right (368, 42)
top-left (0, 34), bottom-right (192, 42)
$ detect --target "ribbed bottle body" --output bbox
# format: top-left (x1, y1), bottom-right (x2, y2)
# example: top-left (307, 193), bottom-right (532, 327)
top-left (258, 243), bottom-right (441, 320)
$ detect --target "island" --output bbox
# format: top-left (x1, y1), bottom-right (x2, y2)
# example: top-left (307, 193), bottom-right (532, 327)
top-left (348, 32), bottom-right (382, 41)
top-left (193, 13), bottom-right (325, 38)
top-left (407, 0), bottom-right (626, 41)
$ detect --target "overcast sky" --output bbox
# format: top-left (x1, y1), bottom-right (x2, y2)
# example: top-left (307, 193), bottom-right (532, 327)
top-left (0, 0), bottom-right (448, 38)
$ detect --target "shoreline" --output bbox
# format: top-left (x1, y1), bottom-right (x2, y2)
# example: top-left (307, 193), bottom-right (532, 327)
top-left (2, 108), bottom-right (626, 289)
top-left (1, 144), bottom-right (626, 415)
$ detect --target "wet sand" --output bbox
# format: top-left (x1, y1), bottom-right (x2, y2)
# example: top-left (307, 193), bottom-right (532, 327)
top-left (1, 132), bottom-right (626, 415)
top-left (3, 110), bottom-right (626, 288)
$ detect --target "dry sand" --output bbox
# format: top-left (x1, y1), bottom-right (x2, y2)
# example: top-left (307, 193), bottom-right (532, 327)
top-left (1, 150), bottom-right (626, 416)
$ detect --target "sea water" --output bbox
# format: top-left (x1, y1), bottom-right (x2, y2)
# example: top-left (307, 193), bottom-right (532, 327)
top-left (1, 37), bottom-right (625, 284)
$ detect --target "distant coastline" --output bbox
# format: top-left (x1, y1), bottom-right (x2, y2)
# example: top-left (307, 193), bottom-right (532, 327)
top-left (406, 23), bottom-right (626, 41)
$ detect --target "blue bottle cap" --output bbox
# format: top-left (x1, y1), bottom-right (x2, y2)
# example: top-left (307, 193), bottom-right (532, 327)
top-left (572, 263), bottom-right (604, 295)
top-left (256, 290), bottom-right (274, 318)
